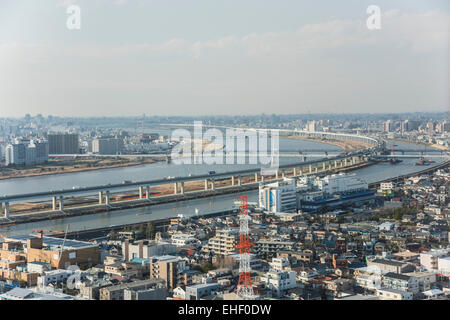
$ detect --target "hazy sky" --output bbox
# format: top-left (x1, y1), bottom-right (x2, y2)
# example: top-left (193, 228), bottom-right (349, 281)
top-left (0, 0), bottom-right (449, 117)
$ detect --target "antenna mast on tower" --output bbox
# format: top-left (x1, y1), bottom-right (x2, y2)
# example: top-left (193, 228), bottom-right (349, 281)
top-left (235, 195), bottom-right (255, 300)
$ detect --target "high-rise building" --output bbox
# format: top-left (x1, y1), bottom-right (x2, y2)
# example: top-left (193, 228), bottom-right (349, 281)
top-left (30, 140), bottom-right (49, 164)
top-left (306, 121), bottom-right (317, 132)
top-left (92, 137), bottom-right (124, 155)
top-left (426, 122), bottom-right (435, 134)
top-left (48, 133), bottom-right (79, 154)
top-left (5, 142), bottom-right (26, 166)
top-left (259, 178), bottom-right (297, 213)
top-left (384, 120), bottom-right (394, 133)
top-left (5, 139), bottom-right (48, 166)
top-left (401, 120), bottom-right (420, 132)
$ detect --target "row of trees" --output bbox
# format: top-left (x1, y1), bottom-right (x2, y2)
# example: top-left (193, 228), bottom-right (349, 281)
top-left (109, 221), bottom-right (156, 240)
top-left (369, 205), bottom-right (418, 222)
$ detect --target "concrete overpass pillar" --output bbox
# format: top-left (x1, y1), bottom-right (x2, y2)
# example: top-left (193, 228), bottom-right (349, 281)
top-left (4, 202), bottom-right (9, 219)
top-left (145, 186), bottom-right (150, 199)
top-left (211, 179), bottom-right (215, 191)
top-left (98, 192), bottom-right (103, 204)
top-left (180, 182), bottom-right (185, 195)
top-left (309, 165), bottom-right (312, 173)
top-left (173, 183), bottom-right (178, 195)
top-left (105, 191), bottom-right (110, 206)
top-left (238, 176), bottom-right (242, 186)
top-left (322, 162), bottom-right (326, 171)
top-left (281, 171), bottom-right (285, 178)
top-left (335, 160), bottom-right (338, 168)
top-left (261, 175), bottom-right (264, 182)
top-left (275, 171), bottom-right (279, 179)
top-left (205, 179), bottom-right (208, 190)
top-left (254, 173), bottom-right (258, 182)
top-left (58, 196), bottom-right (64, 211)
top-left (52, 196), bottom-right (57, 210)
top-left (139, 186), bottom-right (144, 199)
top-left (231, 176), bottom-right (235, 186)
top-left (293, 168), bottom-right (297, 176)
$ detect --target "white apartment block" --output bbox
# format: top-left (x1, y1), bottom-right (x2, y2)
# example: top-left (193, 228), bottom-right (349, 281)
top-left (259, 178), bottom-right (297, 213)
top-left (260, 270), bottom-right (297, 297)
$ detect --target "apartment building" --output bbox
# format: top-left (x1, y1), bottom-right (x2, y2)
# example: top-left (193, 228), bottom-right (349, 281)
top-left (420, 249), bottom-right (449, 271)
top-left (404, 272), bottom-right (437, 291)
top-left (253, 240), bottom-right (295, 259)
top-left (122, 239), bottom-right (176, 261)
top-left (376, 288), bottom-right (413, 300)
top-left (92, 137), bottom-right (124, 155)
top-left (124, 281), bottom-right (168, 300)
top-left (149, 255), bottom-right (188, 290)
top-left (260, 270), bottom-right (297, 297)
top-left (259, 178), bottom-right (297, 213)
top-left (99, 279), bottom-right (167, 300)
top-left (382, 272), bottom-right (419, 294)
top-left (185, 282), bottom-right (221, 300)
top-left (5, 140), bottom-right (48, 166)
top-left (205, 229), bottom-right (239, 255)
top-left (367, 258), bottom-right (415, 274)
top-left (48, 133), bottom-right (79, 154)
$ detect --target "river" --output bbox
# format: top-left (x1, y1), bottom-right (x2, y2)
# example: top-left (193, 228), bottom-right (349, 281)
top-left (0, 139), bottom-right (446, 236)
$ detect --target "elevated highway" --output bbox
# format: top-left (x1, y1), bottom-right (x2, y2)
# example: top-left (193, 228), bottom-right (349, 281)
top-left (0, 129), bottom-right (385, 219)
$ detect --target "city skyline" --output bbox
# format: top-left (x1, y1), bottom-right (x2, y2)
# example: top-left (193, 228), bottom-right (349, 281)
top-left (0, 0), bottom-right (449, 117)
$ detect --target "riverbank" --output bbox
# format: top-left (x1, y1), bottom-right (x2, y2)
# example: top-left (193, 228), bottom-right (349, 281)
top-left (285, 135), bottom-right (371, 150)
top-left (385, 138), bottom-right (449, 152)
top-left (0, 157), bottom-right (164, 181)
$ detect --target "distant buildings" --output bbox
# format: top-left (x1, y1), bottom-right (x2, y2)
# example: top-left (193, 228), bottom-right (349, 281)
top-left (92, 137), bottom-right (124, 155)
top-left (306, 121), bottom-right (317, 132)
top-left (314, 172), bottom-right (368, 195)
top-left (298, 173), bottom-right (375, 211)
top-left (384, 120), bottom-right (394, 133)
top-left (5, 139), bottom-right (48, 166)
top-left (401, 120), bottom-right (419, 132)
top-left (48, 133), bottom-right (79, 154)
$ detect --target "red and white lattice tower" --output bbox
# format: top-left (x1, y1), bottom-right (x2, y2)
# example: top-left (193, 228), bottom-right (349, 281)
top-left (235, 195), bottom-right (255, 300)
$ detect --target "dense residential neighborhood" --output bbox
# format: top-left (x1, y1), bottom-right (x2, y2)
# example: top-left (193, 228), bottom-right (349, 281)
top-left (1, 164), bottom-right (448, 300)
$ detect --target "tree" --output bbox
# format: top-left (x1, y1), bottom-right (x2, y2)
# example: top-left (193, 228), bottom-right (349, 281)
top-left (146, 222), bottom-right (156, 239)
top-left (109, 230), bottom-right (117, 240)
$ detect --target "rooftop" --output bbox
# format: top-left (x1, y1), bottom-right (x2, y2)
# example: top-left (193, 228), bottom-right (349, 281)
top-left (384, 272), bottom-right (412, 281)
top-left (5, 234), bottom-right (98, 250)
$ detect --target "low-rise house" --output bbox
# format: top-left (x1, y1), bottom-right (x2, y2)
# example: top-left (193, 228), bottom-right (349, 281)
top-left (376, 288), bottom-right (413, 300)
